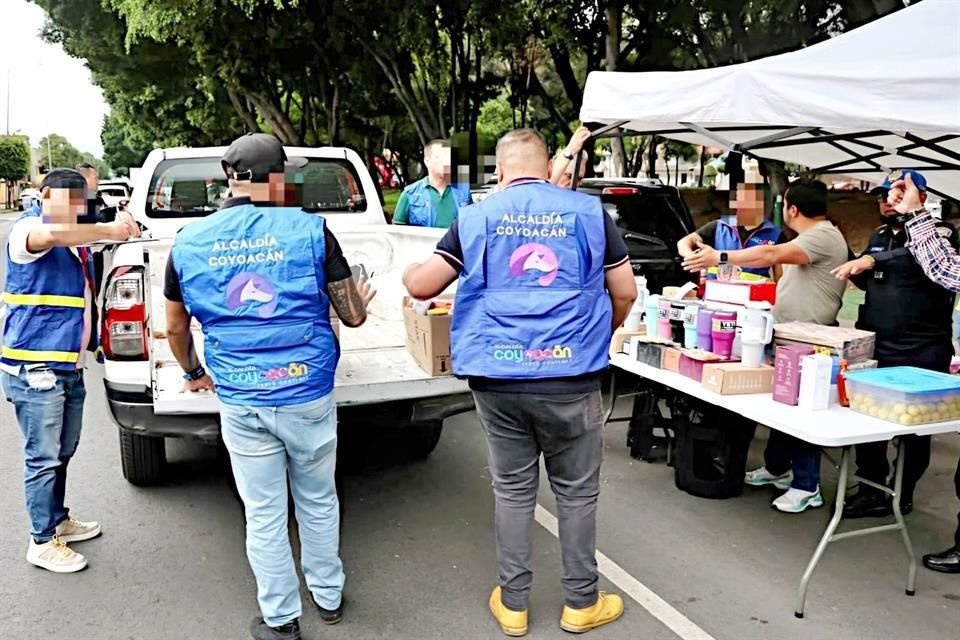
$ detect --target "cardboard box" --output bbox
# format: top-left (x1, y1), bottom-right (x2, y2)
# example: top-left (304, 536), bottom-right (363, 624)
top-left (773, 344), bottom-right (815, 406)
top-left (403, 297), bottom-right (452, 376)
top-left (612, 328), bottom-right (646, 354)
top-left (704, 280), bottom-right (777, 306)
top-left (702, 363), bottom-right (775, 395)
top-left (661, 347), bottom-right (682, 372)
top-left (678, 349), bottom-right (728, 382)
top-left (635, 342), bottom-right (665, 368)
top-left (773, 322), bottom-right (875, 363)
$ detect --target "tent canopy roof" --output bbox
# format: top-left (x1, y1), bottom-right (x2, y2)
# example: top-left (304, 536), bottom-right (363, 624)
top-left (579, 0), bottom-right (960, 200)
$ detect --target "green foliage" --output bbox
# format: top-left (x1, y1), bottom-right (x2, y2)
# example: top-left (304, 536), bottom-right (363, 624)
top-left (0, 135), bottom-right (31, 183)
top-left (37, 134), bottom-right (85, 171)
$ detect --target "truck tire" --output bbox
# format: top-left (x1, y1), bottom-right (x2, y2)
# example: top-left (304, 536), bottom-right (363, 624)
top-left (119, 429), bottom-right (165, 486)
top-left (405, 420), bottom-right (444, 460)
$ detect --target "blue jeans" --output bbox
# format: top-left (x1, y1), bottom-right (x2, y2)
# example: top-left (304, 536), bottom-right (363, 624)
top-left (764, 430), bottom-right (821, 492)
top-left (2, 368), bottom-right (86, 543)
top-left (219, 393), bottom-right (344, 627)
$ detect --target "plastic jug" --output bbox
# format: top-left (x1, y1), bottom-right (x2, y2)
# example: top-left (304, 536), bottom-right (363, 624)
top-left (682, 302), bottom-right (701, 349)
top-left (740, 302), bottom-right (776, 367)
top-left (711, 310), bottom-right (738, 359)
top-left (657, 297), bottom-right (673, 340)
top-left (644, 294), bottom-right (661, 337)
top-left (669, 301), bottom-right (686, 344)
top-left (696, 308), bottom-right (715, 353)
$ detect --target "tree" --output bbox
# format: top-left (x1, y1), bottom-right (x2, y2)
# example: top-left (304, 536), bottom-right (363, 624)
top-left (0, 135), bottom-right (31, 205)
top-left (37, 134), bottom-right (85, 171)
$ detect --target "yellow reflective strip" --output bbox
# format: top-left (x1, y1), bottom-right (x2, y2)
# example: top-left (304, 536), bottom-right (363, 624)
top-left (0, 346), bottom-right (80, 363)
top-left (2, 292), bottom-right (85, 308)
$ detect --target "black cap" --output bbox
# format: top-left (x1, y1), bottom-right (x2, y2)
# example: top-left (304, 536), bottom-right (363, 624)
top-left (40, 168), bottom-right (87, 191)
top-left (221, 133), bottom-right (306, 178)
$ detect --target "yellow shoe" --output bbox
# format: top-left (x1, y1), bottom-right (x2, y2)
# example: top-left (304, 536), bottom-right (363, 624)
top-left (560, 592), bottom-right (625, 634)
top-left (488, 586), bottom-right (528, 637)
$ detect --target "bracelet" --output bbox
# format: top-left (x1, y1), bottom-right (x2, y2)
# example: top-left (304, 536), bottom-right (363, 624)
top-left (183, 365), bottom-right (206, 381)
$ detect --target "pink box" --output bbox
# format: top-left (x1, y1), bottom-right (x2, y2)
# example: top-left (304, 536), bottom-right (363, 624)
top-left (678, 350), bottom-right (731, 382)
top-left (773, 344), bottom-right (815, 405)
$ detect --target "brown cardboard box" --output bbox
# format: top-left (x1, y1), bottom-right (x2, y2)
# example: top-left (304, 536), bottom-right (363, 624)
top-left (661, 348), bottom-right (682, 372)
top-left (612, 328), bottom-right (646, 354)
top-left (773, 322), bottom-right (875, 363)
top-left (702, 363), bottom-right (774, 395)
top-left (403, 297), bottom-right (453, 376)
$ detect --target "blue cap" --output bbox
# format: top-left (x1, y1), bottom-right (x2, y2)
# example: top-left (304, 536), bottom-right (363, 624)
top-left (873, 169), bottom-right (927, 193)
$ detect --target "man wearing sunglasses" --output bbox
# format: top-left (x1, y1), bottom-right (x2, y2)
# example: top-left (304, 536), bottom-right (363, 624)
top-left (832, 170), bottom-right (957, 519)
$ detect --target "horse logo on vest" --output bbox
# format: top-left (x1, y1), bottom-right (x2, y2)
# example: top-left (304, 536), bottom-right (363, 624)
top-left (509, 243), bottom-right (559, 286)
top-left (226, 273), bottom-right (277, 318)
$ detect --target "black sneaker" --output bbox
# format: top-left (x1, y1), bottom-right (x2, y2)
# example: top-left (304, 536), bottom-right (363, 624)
top-left (315, 598), bottom-right (344, 625)
top-left (249, 617), bottom-right (301, 640)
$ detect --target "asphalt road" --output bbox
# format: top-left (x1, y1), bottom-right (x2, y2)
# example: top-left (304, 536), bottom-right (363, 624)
top-left (1, 217), bottom-right (959, 640)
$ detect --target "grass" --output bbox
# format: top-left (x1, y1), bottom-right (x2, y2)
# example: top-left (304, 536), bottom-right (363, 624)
top-left (382, 188), bottom-right (401, 214)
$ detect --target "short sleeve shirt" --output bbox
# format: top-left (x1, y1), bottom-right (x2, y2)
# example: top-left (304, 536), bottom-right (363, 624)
top-left (773, 221), bottom-right (850, 325)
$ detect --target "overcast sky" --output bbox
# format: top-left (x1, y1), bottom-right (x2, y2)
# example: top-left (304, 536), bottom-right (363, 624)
top-left (1, 0), bottom-right (108, 157)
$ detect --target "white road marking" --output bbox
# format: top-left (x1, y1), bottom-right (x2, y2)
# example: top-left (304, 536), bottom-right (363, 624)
top-left (535, 504), bottom-right (717, 640)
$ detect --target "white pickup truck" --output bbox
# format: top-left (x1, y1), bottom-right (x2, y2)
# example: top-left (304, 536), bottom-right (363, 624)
top-left (100, 146), bottom-right (471, 485)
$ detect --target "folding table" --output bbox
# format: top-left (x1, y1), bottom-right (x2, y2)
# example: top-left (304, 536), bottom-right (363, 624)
top-left (607, 353), bottom-right (960, 618)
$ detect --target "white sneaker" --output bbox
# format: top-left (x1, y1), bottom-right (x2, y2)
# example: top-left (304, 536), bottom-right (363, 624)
top-left (744, 466), bottom-right (793, 490)
top-left (772, 487), bottom-right (824, 514)
top-left (56, 516), bottom-right (102, 543)
top-left (26, 535), bottom-right (88, 573)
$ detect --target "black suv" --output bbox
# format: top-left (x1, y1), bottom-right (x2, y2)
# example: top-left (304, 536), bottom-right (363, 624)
top-left (575, 178), bottom-right (697, 294)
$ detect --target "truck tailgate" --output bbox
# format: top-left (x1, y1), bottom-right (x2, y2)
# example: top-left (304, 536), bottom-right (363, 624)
top-left (152, 346), bottom-right (468, 414)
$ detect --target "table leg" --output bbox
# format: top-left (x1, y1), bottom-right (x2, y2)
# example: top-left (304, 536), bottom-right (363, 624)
top-left (603, 369), bottom-right (617, 426)
top-left (795, 446), bottom-right (850, 619)
top-left (891, 438), bottom-right (918, 596)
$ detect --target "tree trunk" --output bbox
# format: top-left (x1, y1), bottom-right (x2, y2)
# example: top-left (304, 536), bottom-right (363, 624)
top-left (604, 2), bottom-right (627, 177)
top-left (675, 156), bottom-right (680, 185)
top-left (248, 93), bottom-right (299, 145)
top-left (227, 87), bottom-right (259, 133)
top-left (698, 146), bottom-right (706, 187)
top-left (646, 135), bottom-right (658, 178)
top-left (328, 83), bottom-right (340, 145)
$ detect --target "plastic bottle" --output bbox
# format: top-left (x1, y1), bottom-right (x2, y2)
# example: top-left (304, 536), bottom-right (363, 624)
top-left (773, 194), bottom-right (784, 228)
top-left (837, 359), bottom-right (850, 407)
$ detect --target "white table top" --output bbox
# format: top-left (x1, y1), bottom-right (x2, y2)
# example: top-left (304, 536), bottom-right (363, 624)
top-left (610, 353), bottom-right (960, 447)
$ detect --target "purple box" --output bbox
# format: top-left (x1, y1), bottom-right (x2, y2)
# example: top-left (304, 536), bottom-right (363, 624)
top-left (773, 345), bottom-right (815, 405)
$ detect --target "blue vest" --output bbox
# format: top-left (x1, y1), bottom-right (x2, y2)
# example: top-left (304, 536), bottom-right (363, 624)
top-left (402, 178), bottom-right (472, 227)
top-left (452, 180), bottom-right (612, 379)
top-left (172, 205), bottom-right (338, 406)
top-left (714, 218), bottom-right (781, 278)
top-left (2, 207), bottom-right (99, 371)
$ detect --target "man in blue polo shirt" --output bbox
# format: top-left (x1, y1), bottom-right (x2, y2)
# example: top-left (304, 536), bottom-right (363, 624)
top-left (404, 128), bottom-right (637, 637)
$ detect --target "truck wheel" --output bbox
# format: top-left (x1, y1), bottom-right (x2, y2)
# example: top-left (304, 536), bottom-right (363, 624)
top-left (119, 429), bottom-right (165, 486)
top-left (405, 420), bottom-right (444, 460)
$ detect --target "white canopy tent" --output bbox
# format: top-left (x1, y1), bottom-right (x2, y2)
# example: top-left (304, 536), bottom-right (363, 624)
top-left (578, 0), bottom-right (960, 201)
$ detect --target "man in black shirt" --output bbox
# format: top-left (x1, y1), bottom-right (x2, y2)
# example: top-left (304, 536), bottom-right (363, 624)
top-left (403, 129), bottom-right (636, 636)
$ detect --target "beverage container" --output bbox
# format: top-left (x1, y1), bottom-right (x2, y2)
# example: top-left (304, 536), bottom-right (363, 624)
top-left (682, 302), bottom-right (701, 349)
top-left (740, 302), bottom-right (776, 367)
top-left (669, 301), bottom-right (686, 344)
top-left (657, 297), bottom-right (673, 340)
top-left (837, 359), bottom-right (850, 407)
top-left (644, 294), bottom-right (661, 337)
top-left (711, 310), bottom-right (738, 359)
top-left (697, 308), bottom-right (715, 353)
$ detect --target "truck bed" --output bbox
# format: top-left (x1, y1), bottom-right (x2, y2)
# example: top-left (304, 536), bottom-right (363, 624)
top-left (142, 227), bottom-right (468, 415)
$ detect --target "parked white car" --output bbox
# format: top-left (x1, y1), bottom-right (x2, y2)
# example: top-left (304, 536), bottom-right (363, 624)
top-left (19, 188), bottom-right (40, 210)
top-left (98, 181), bottom-right (131, 209)
top-left (99, 146), bottom-right (471, 485)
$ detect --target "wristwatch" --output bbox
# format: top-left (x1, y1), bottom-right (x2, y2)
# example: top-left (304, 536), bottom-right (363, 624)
top-left (562, 149), bottom-right (575, 160)
top-left (183, 365), bottom-right (206, 381)
top-left (719, 251), bottom-right (729, 264)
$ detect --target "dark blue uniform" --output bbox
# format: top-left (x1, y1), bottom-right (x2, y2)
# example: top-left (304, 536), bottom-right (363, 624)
top-left (850, 220), bottom-right (958, 506)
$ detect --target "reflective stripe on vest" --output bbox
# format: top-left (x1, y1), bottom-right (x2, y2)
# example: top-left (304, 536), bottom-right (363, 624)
top-left (0, 346), bottom-right (80, 363)
top-left (2, 292), bottom-right (85, 308)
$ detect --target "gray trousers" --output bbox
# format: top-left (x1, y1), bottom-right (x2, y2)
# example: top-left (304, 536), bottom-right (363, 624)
top-left (473, 390), bottom-right (604, 610)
